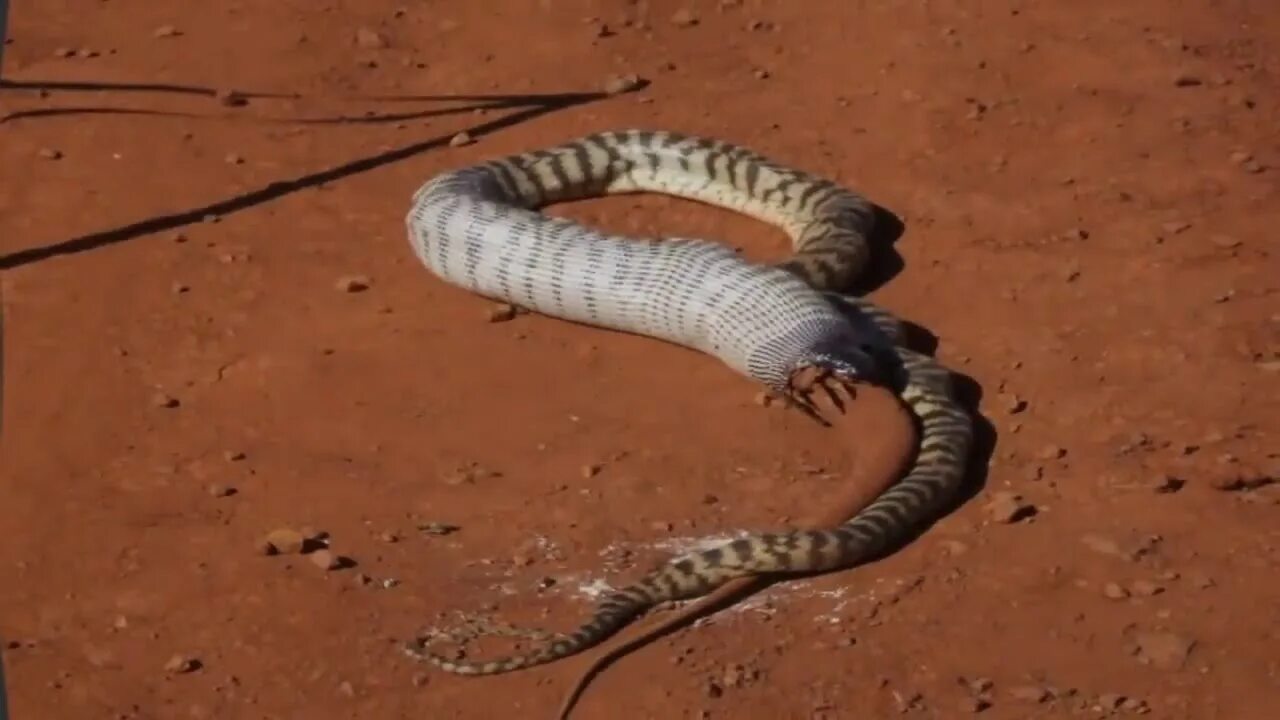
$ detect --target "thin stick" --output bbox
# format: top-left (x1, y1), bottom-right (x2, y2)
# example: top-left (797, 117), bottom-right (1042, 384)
top-left (555, 384), bottom-right (921, 719)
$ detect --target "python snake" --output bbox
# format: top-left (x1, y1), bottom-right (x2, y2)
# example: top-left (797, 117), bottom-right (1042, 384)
top-left (401, 129), bottom-right (973, 675)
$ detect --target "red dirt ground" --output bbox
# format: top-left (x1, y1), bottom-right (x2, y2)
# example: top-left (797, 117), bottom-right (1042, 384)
top-left (2, 1), bottom-right (1278, 718)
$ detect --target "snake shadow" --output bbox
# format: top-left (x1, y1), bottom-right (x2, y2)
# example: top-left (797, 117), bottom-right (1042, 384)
top-left (0, 86), bottom-right (637, 271)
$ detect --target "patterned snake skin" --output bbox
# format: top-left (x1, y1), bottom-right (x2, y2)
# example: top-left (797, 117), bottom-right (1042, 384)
top-left (402, 130), bottom-right (973, 675)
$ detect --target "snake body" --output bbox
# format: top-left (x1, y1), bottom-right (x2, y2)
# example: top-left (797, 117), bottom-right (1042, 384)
top-left (403, 130), bottom-right (972, 674)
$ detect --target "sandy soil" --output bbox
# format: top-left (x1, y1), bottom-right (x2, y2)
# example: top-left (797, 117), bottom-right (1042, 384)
top-left (1, 1), bottom-right (1278, 718)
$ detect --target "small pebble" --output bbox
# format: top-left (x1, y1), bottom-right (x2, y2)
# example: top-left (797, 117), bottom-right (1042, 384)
top-left (335, 275), bottom-right (371, 293)
top-left (164, 654), bottom-right (200, 674)
top-left (487, 303), bottom-right (518, 322)
top-left (1008, 685), bottom-right (1050, 703)
top-left (153, 25), bottom-right (181, 39)
top-left (223, 450), bottom-right (246, 462)
top-left (259, 528), bottom-right (306, 555)
top-left (449, 131), bottom-right (474, 147)
top-left (37, 148), bottom-right (63, 160)
top-left (309, 549), bottom-right (343, 571)
top-left (1037, 445), bottom-right (1067, 460)
top-left (998, 393), bottom-right (1027, 414)
top-left (151, 392), bottom-right (180, 409)
top-left (1130, 580), bottom-right (1164, 596)
top-left (418, 521), bottom-right (460, 536)
top-left (215, 89), bottom-right (248, 107)
top-left (1097, 693), bottom-right (1126, 710)
top-left (603, 73), bottom-right (644, 95)
top-left (984, 492), bottom-right (1036, 523)
top-left (206, 483), bottom-right (236, 498)
top-left (671, 8), bottom-right (699, 27)
top-left (1132, 630), bottom-right (1196, 670)
top-left (1102, 582), bottom-right (1129, 600)
top-left (354, 27), bottom-right (389, 49)
top-left (580, 464), bottom-right (602, 479)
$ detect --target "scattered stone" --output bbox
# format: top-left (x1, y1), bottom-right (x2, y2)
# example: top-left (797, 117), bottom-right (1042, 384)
top-left (1130, 580), bottom-right (1164, 596)
top-left (1081, 534), bottom-right (1129, 560)
top-left (1102, 582), bottom-right (1129, 600)
top-left (152, 25), bottom-right (181, 39)
top-left (1121, 697), bottom-right (1151, 713)
top-left (984, 492), bottom-right (1036, 523)
top-left (224, 153), bottom-right (244, 165)
top-left (309, 549), bottom-right (343, 571)
top-left (54, 47), bottom-right (76, 58)
top-left (966, 677), bottom-right (994, 694)
top-left (171, 281), bottom-right (190, 294)
top-left (1036, 445), bottom-right (1067, 460)
top-left (215, 89), bottom-right (248, 107)
top-left (449, 131), bottom-right (474, 147)
top-left (487, 303), bottom-right (519, 322)
top-left (1097, 693), bottom-right (1126, 710)
top-left (1188, 572), bottom-right (1215, 589)
top-left (998, 393), bottom-right (1027, 414)
top-left (223, 450), bottom-right (247, 462)
top-left (753, 391), bottom-right (776, 407)
top-left (164, 654), bottom-right (200, 674)
top-left (259, 528), bottom-right (307, 555)
top-left (206, 483), bottom-right (236, 498)
top-left (354, 27), bottom-right (389, 49)
top-left (671, 8), bottom-right (699, 27)
top-left (337, 680), bottom-right (356, 697)
top-left (1150, 474), bottom-right (1185, 494)
top-left (1160, 220), bottom-right (1192, 235)
top-left (77, 48), bottom-right (99, 59)
top-left (603, 73), bottom-right (644, 95)
top-left (1008, 685), bottom-right (1051, 703)
top-left (580, 463), bottom-right (602, 479)
top-left (417, 521), bottom-right (460, 536)
top-left (958, 696), bottom-right (991, 713)
top-left (378, 530), bottom-right (399, 543)
top-left (151, 392), bottom-right (180, 409)
top-left (334, 275), bottom-right (371, 293)
top-left (1209, 473), bottom-right (1273, 492)
top-left (37, 148), bottom-right (63, 160)
top-left (1132, 630), bottom-right (1195, 670)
